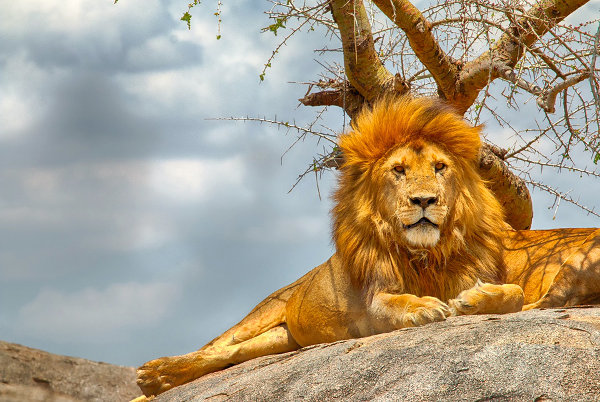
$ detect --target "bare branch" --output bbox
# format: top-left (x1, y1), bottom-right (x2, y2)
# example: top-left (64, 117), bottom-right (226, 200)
top-left (457, 0), bottom-right (590, 113)
top-left (208, 116), bottom-right (338, 145)
top-left (329, 0), bottom-right (404, 100)
top-left (288, 147), bottom-right (343, 194)
top-left (511, 156), bottom-right (600, 179)
top-left (528, 179), bottom-right (600, 218)
top-left (371, 0), bottom-right (460, 99)
top-left (320, 147), bottom-right (345, 169)
top-left (528, 47), bottom-right (566, 78)
top-left (298, 80), bottom-right (365, 117)
top-left (537, 72), bottom-right (591, 113)
top-left (591, 23), bottom-right (600, 105)
top-left (243, 0), bottom-right (599, 221)
top-left (497, 65), bottom-right (543, 95)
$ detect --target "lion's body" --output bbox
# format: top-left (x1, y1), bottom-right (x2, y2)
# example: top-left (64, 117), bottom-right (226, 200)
top-left (505, 228), bottom-right (600, 307)
top-left (136, 98), bottom-right (600, 398)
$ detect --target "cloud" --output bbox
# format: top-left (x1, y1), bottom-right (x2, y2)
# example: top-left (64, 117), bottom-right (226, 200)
top-left (125, 33), bottom-right (202, 71)
top-left (0, 0), bottom-right (166, 71)
top-left (15, 282), bottom-right (180, 343)
top-left (242, 215), bottom-right (329, 245)
top-left (149, 156), bottom-right (251, 203)
top-left (0, 53), bottom-right (52, 141)
top-left (0, 92), bottom-right (34, 140)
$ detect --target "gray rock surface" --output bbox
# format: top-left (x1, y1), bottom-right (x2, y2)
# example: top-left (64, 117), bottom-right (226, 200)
top-left (0, 340), bottom-right (139, 402)
top-left (155, 306), bottom-right (600, 401)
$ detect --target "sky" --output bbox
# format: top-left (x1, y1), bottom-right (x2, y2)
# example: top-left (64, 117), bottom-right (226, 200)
top-left (0, 0), bottom-right (599, 368)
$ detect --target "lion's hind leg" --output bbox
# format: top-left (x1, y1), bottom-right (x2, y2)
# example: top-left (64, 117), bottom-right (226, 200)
top-left (449, 281), bottom-right (524, 316)
top-left (136, 324), bottom-right (300, 397)
top-left (523, 231), bottom-right (600, 310)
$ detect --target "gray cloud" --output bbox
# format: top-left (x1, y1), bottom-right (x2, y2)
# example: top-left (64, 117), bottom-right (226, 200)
top-left (0, 0), bottom-right (341, 366)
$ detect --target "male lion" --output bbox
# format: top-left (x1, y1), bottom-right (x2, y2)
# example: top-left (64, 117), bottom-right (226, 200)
top-left (136, 97), bottom-right (600, 397)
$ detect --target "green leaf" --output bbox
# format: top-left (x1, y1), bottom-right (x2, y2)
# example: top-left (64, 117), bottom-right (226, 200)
top-left (594, 153), bottom-right (600, 165)
top-left (181, 12), bottom-right (192, 30)
top-left (266, 17), bottom-right (287, 36)
top-left (216, 35), bottom-right (221, 40)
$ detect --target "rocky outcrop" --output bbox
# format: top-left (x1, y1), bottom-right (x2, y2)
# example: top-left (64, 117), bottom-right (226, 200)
top-left (154, 306), bottom-right (600, 401)
top-left (0, 341), bottom-right (139, 402)
top-left (3, 307), bottom-right (600, 401)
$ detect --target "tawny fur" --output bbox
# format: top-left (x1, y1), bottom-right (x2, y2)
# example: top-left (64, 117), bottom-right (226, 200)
top-left (334, 97), bottom-right (506, 300)
top-left (134, 97), bottom-right (600, 399)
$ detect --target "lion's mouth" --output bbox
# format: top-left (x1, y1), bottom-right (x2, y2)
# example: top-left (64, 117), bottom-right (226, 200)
top-left (405, 217), bottom-right (438, 229)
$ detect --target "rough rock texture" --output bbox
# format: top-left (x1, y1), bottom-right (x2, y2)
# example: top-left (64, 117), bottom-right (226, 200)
top-left (0, 341), bottom-right (139, 402)
top-left (155, 306), bottom-right (600, 401)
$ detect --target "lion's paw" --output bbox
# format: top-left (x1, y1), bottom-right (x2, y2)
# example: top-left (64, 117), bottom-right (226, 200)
top-left (449, 282), bottom-right (524, 316)
top-left (404, 296), bottom-right (451, 327)
top-left (137, 356), bottom-right (180, 397)
top-left (129, 396), bottom-right (152, 402)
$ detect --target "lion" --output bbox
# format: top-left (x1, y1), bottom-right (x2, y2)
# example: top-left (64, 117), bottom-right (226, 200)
top-left (135, 96), bottom-right (600, 398)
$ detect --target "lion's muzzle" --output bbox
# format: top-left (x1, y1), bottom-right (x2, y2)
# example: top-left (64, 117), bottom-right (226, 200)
top-left (404, 217), bottom-right (438, 229)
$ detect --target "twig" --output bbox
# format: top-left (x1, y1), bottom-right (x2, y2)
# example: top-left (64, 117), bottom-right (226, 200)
top-left (528, 179), bottom-right (600, 219)
top-left (208, 117), bottom-right (337, 145)
top-left (537, 72), bottom-right (591, 113)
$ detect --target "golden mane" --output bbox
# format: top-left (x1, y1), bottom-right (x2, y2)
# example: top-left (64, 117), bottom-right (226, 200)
top-left (339, 96), bottom-right (481, 168)
top-left (333, 96), bottom-right (507, 300)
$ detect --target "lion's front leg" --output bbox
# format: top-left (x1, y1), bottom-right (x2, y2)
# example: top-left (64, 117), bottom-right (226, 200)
top-left (369, 292), bottom-right (451, 331)
top-left (448, 281), bottom-right (524, 316)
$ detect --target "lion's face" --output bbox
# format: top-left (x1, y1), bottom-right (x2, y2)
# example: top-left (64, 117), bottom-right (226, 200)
top-left (334, 97), bottom-right (505, 291)
top-left (376, 142), bottom-right (458, 249)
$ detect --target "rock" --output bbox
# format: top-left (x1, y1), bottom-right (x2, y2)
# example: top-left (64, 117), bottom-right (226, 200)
top-left (155, 306), bottom-right (600, 401)
top-left (0, 341), bottom-right (139, 402)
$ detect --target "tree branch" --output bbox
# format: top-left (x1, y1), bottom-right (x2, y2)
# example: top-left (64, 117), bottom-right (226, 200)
top-left (537, 72), bottom-right (591, 113)
top-left (479, 143), bottom-right (533, 230)
top-left (528, 47), bottom-right (566, 79)
top-left (371, 0), bottom-right (459, 100)
top-left (496, 66), bottom-right (590, 114)
top-left (298, 80), bottom-right (365, 118)
top-left (456, 0), bottom-right (590, 114)
top-left (329, 0), bottom-right (408, 101)
top-left (497, 65), bottom-right (543, 95)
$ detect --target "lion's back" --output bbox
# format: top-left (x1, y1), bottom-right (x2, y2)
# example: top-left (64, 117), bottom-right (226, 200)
top-left (504, 228), bottom-right (600, 304)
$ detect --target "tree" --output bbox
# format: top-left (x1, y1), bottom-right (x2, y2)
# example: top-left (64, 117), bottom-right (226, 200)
top-left (181, 0), bottom-right (599, 229)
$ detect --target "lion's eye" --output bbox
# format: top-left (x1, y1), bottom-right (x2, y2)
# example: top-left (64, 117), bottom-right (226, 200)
top-left (393, 165), bottom-right (405, 174)
top-left (435, 162), bottom-right (446, 172)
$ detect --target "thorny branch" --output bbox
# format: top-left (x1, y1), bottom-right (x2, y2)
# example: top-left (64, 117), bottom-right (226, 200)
top-left (298, 78), bottom-right (365, 118)
top-left (190, 0), bottom-right (600, 223)
top-left (262, 0), bottom-right (600, 223)
top-left (208, 116), bottom-right (337, 145)
top-left (457, 0), bottom-right (590, 113)
top-left (527, 179), bottom-right (600, 218)
top-left (371, 0), bottom-right (459, 100)
top-left (537, 72), bottom-right (591, 113)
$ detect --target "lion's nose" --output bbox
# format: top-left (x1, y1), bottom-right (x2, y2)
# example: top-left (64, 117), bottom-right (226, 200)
top-left (410, 196), bottom-right (438, 209)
